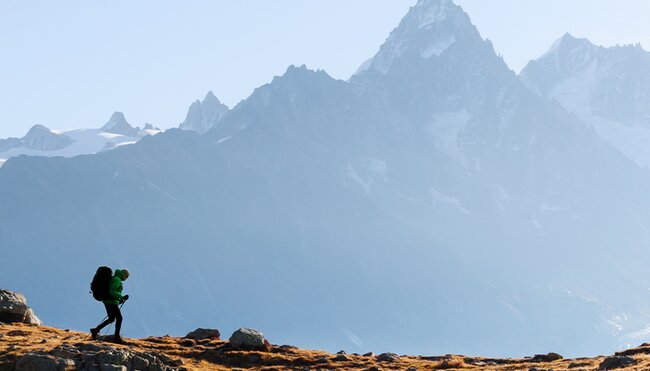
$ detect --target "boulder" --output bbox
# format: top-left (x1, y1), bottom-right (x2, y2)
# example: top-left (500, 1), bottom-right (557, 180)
top-left (0, 289), bottom-right (42, 325)
top-left (333, 354), bottom-right (349, 362)
top-left (14, 353), bottom-right (62, 371)
top-left (377, 352), bottom-right (400, 362)
top-left (184, 328), bottom-right (221, 340)
top-left (599, 355), bottom-right (636, 370)
top-left (530, 352), bottom-right (563, 362)
top-left (229, 328), bottom-right (266, 350)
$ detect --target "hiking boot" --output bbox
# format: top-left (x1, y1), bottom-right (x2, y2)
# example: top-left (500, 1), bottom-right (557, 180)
top-left (112, 336), bottom-right (126, 345)
top-left (90, 328), bottom-right (99, 340)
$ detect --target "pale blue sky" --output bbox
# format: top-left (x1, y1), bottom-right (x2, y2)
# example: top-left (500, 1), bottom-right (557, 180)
top-left (2, 0), bottom-right (650, 138)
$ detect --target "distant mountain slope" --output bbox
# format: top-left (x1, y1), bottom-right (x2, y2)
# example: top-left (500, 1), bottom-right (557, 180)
top-left (520, 34), bottom-right (650, 168)
top-left (3, 0), bottom-right (650, 358)
top-left (0, 124), bottom-right (72, 152)
top-left (0, 112), bottom-right (160, 164)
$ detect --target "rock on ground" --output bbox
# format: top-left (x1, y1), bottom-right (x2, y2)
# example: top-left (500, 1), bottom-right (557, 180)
top-left (14, 343), bottom-right (183, 371)
top-left (599, 355), bottom-right (636, 370)
top-left (229, 328), bottom-right (265, 350)
top-left (377, 352), bottom-right (400, 362)
top-left (184, 328), bottom-right (220, 340)
top-left (0, 289), bottom-right (42, 325)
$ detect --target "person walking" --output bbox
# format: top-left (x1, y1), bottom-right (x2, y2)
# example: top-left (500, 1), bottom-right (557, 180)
top-left (90, 268), bottom-right (130, 344)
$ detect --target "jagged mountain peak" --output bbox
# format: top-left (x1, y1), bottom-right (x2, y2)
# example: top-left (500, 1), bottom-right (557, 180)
top-left (542, 33), bottom-right (597, 59)
top-left (203, 90), bottom-right (223, 105)
top-left (275, 64), bottom-right (332, 83)
top-left (357, 0), bottom-right (481, 75)
top-left (101, 111), bottom-right (140, 137)
top-left (410, 0), bottom-right (463, 30)
top-left (102, 111), bottom-right (129, 130)
top-left (179, 91), bottom-right (230, 134)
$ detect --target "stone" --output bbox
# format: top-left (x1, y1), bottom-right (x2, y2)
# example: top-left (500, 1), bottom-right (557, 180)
top-left (95, 349), bottom-right (130, 365)
top-left (99, 365), bottom-right (127, 371)
top-left (60, 359), bottom-right (76, 370)
top-left (15, 353), bottom-right (59, 371)
top-left (229, 328), bottom-right (266, 350)
top-left (377, 352), bottom-right (400, 362)
top-left (131, 355), bottom-right (150, 370)
top-left (333, 354), bottom-right (349, 361)
top-left (8, 330), bottom-right (30, 336)
top-left (184, 328), bottom-right (221, 340)
top-left (530, 352), bottom-right (563, 362)
top-left (51, 344), bottom-right (81, 359)
top-left (337, 350), bottom-right (347, 354)
top-left (0, 290), bottom-right (42, 325)
top-left (599, 355), bottom-right (636, 370)
top-left (363, 352), bottom-right (374, 357)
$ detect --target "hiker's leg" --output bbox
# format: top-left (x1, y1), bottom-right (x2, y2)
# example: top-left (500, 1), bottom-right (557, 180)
top-left (96, 303), bottom-right (117, 330)
top-left (114, 306), bottom-right (123, 337)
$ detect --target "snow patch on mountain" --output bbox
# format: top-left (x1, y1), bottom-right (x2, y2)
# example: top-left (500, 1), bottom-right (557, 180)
top-left (421, 36), bottom-right (456, 59)
top-left (0, 113), bottom-right (160, 165)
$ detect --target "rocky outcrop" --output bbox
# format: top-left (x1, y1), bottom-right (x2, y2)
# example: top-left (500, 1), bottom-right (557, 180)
top-left (530, 352), bottom-right (563, 362)
top-left (228, 328), bottom-right (265, 350)
top-left (16, 343), bottom-right (184, 371)
top-left (377, 352), bottom-right (400, 362)
top-left (0, 290), bottom-right (42, 325)
top-left (184, 328), bottom-right (220, 340)
top-left (599, 355), bottom-right (636, 370)
top-left (179, 91), bottom-right (229, 134)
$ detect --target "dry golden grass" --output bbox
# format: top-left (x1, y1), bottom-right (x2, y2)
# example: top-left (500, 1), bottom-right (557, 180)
top-left (3, 323), bottom-right (650, 370)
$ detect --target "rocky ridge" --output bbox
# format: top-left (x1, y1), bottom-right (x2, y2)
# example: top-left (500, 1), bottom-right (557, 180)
top-left (3, 323), bottom-right (650, 370)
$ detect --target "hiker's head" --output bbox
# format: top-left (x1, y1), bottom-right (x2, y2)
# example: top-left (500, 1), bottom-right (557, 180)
top-left (116, 269), bottom-right (130, 281)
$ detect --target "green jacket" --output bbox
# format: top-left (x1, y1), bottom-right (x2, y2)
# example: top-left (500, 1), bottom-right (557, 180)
top-left (103, 269), bottom-right (127, 305)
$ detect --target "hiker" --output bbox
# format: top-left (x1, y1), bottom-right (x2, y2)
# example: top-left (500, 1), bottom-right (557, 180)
top-left (91, 268), bottom-right (130, 344)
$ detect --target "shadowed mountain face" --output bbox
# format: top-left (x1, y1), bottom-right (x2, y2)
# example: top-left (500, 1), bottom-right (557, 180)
top-left (3, 0), bottom-right (650, 358)
top-left (521, 34), bottom-right (650, 169)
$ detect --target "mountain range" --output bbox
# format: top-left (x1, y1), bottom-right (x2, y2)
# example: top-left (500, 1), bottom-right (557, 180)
top-left (0, 112), bottom-right (160, 165)
top-left (2, 0), bottom-right (650, 358)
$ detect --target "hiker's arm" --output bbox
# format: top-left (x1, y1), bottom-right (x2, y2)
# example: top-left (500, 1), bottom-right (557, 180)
top-left (108, 277), bottom-right (123, 300)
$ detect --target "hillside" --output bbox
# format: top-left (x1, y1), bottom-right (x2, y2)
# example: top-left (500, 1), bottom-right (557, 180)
top-left (2, 323), bottom-right (648, 370)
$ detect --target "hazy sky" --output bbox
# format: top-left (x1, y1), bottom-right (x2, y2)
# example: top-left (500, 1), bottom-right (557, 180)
top-left (2, 0), bottom-right (650, 138)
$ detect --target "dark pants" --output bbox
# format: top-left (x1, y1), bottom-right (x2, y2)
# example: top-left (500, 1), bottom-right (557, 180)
top-left (96, 303), bottom-right (122, 337)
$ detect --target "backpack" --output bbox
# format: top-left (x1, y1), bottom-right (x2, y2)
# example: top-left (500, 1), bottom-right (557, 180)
top-left (90, 266), bottom-right (113, 301)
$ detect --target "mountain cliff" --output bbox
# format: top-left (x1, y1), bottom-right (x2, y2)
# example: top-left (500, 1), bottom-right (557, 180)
top-left (179, 91), bottom-right (230, 134)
